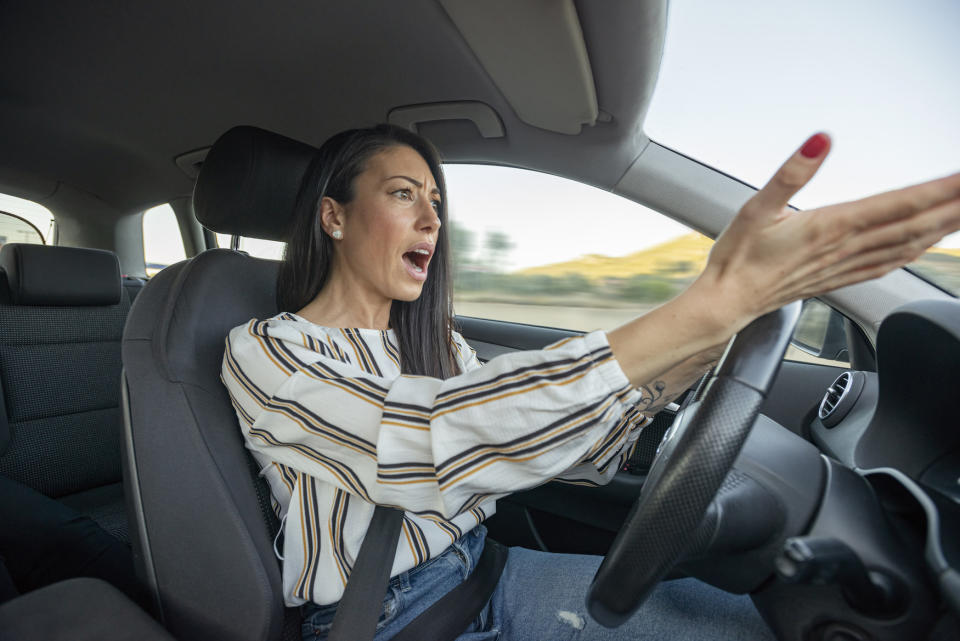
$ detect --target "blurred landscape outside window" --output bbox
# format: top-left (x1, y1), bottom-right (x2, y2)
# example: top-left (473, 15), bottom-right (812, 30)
top-left (445, 164), bottom-right (845, 366)
top-left (0, 192), bottom-right (55, 246)
top-left (143, 204), bottom-right (186, 276)
top-left (445, 163), bottom-right (712, 332)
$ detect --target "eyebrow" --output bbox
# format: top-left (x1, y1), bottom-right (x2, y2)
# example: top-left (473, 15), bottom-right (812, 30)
top-left (385, 175), bottom-right (441, 198)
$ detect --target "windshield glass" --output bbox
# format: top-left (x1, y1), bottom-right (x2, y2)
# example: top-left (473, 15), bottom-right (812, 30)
top-left (645, 0), bottom-right (960, 295)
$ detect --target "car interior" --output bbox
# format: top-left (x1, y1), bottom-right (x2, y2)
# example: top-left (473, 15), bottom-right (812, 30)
top-left (0, 2), bottom-right (958, 641)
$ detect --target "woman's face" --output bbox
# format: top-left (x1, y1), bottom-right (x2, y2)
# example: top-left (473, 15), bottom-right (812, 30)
top-left (331, 145), bottom-right (442, 303)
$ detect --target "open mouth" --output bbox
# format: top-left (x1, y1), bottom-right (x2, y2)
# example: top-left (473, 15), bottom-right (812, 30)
top-left (402, 247), bottom-right (432, 279)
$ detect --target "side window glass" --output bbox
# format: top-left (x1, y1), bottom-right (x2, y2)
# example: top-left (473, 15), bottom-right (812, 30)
top-left (444, 164), bottom-right (712, 332)
top-left (215, 233), bottom-right (286, 260)
top-left (0, 212), bottom-right (45, 247)
top-left (786, 299), bottom-right (852, 367)
top-left (142, 204), bottom-right (186, 276)
top-left (0, 192), bottom-right (55, 246)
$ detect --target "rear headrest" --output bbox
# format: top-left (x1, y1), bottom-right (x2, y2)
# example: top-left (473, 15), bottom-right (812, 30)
top-left (0, 244), bottom-right (121, 306)
top-left (193, 126), bottom-right (318, 242)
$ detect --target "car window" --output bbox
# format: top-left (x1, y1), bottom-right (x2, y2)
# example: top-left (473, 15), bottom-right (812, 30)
top-left (645, 0), bottom-right (960, 297)
top-left (446, 164), bottom-right (853, 368)
top-left (444, 164), bottom-right (712, 332)
top-left (785, 299), bottom-right (850, 368)
top-left (0, 212), bottom-right (46, 247)
top-left (215, 233), bottom-right (286, 260)
top-left (0, 192), bottom-right (55, 245)
top-left (142, 203), bottom-right (186, 277)
top-left (907, 255), bottom-right (960, 297)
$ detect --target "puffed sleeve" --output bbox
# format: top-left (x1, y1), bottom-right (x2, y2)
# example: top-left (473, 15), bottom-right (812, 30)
top-left (449, 330), bottom-right (650, 488)
top-left (224, 319), bottom-right (648, 520)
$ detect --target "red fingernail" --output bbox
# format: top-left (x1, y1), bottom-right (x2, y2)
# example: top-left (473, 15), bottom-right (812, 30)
top-left (800, 133), bottom-right (829, 159)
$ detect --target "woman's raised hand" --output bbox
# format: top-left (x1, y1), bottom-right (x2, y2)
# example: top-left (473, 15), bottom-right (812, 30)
top-left (608, 134), bottom-right (959, 389)
top-left (702, 133), bottom-right (960, 325)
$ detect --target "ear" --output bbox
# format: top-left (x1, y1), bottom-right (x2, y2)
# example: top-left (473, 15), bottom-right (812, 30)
top-left (318, 196), bottom-right (345, 237)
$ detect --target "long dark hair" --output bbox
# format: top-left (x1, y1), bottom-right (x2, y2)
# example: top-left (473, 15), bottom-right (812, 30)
top-left (277, 124), bottom-right (460, 379)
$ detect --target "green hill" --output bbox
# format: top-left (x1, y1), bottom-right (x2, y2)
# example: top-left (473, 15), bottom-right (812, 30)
top-left (519, 233), bottom-right (713, 280)
top-left (518, 235), bottom-right (960, 282)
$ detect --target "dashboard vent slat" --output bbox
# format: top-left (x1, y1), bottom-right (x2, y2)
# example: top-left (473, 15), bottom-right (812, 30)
top-left (818, 371), bottom-right (866, 428)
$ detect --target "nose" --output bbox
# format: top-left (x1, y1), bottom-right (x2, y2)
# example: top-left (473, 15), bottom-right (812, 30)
top-left (417, 199), bottom-right (441, 232)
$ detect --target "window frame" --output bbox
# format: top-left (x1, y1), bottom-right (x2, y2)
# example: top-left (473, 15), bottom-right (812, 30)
top-left (0, 210), bottom-right (47, 245)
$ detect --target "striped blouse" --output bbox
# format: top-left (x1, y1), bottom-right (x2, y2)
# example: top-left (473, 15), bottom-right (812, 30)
top-left (222, 312), bottom-right (651, 606)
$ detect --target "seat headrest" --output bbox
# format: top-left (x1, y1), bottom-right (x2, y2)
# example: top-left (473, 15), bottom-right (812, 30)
top-left (0, 244), bottom-right (121, 306)
top-left (193, 126), bottom-right (318, 242)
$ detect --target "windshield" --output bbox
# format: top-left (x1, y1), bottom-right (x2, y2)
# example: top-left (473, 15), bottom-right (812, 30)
top-left (645, 0), bottom-right (960, 295)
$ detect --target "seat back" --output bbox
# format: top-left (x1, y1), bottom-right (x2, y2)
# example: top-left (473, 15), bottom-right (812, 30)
top-left (121, 126), bottom-right (316, 641)
top-left (0, 244), bottom-right (128, 500)
top-left (122, 252), bottom-right (285, 641)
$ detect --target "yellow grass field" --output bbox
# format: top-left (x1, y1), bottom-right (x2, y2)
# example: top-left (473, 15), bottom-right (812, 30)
top-left (517, 233), bottom-right (712, 280)
top-left (516, 233), bottom-right (960, 282)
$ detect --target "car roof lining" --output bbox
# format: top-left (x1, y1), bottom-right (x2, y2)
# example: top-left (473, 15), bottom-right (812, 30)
top-left (0, 0), bottom-right (666, 216)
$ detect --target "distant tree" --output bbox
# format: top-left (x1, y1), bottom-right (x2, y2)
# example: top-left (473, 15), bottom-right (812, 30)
top-left (557, 272), bottom-right (590, 294)
top-left (658, 259), bottom-right (695, 275)
top-left (448, 221), bottom-right (477, 290)
top-left (449, 221), bottom-right (475, 263)
top-left (618, 274), bottom-right (677, 303)
top-left (483, 230), bottom-right (514, 271)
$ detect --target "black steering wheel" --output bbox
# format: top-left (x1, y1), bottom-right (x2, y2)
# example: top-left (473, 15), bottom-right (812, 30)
top-left (587, 301), bottom-right (803, 627)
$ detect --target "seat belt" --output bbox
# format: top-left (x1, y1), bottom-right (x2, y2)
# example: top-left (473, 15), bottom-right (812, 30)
top-left (327, 505), bottom-right (403, 641)
top-left (391, 539), bottom-right (507, 641)
top-left (327, 507), bottom-right (507, 641)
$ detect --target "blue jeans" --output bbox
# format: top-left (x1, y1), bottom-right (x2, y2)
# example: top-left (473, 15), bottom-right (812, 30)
top-left (302, 526), bottom-right (776, 640)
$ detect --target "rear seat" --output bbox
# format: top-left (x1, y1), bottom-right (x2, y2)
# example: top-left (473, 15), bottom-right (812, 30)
top-left (0, 243), bottom-right (141, 543)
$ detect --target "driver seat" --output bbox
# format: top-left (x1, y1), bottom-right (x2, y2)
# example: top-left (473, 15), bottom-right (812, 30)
top-left (121, 127), bottom-right (317, 641)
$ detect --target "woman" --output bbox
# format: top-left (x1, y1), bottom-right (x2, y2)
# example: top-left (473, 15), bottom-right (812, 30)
top-left (222, 125), bottom-right (960, 640)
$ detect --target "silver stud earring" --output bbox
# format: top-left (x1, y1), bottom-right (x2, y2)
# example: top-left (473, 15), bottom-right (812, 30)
top-left (332, 230), bottom-right (343, 240)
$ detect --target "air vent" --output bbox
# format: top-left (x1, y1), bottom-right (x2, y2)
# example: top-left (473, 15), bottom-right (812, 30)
top-left (818, 371), bottom-right (866, 428)
top-left (819, 373), bottom-right (849, 418)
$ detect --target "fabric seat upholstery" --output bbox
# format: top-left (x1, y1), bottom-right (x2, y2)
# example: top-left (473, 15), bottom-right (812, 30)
top-left (121, 126), bottom-right (316, 641)
top-left (0, 243), bottom-right (138, 543)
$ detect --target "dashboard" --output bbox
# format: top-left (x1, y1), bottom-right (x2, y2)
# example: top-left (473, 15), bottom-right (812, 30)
top-left (806, 299), bottom-right (960, 623)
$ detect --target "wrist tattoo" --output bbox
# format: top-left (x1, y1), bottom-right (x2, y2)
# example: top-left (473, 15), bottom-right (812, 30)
top-left (639, 380), bottom-right (665, 409)
top-left (638, 380), bottom-right (683, 415)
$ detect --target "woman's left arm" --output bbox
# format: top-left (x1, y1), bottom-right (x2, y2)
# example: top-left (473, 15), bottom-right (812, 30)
top-left (634, 343), bottom-right (725, 417)
top-left (456, 332), bottom-right (723, 416)
top-left (453, 332), bottom-right (723, 487)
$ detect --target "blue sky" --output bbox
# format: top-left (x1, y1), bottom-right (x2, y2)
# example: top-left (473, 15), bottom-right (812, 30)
top-left (646, 0), bottom-right (960, 218)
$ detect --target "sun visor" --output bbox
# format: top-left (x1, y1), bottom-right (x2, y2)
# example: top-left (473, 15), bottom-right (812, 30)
top-left (193, 126), bottom-right (317, 242)
top-left (440, 0), bottom-right (599, 135)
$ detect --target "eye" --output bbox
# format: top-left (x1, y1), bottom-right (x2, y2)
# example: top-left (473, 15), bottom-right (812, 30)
top-left (393, 188), bottom-right (413, 201)
top-left (431, 199), bottom-right (441, 212)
